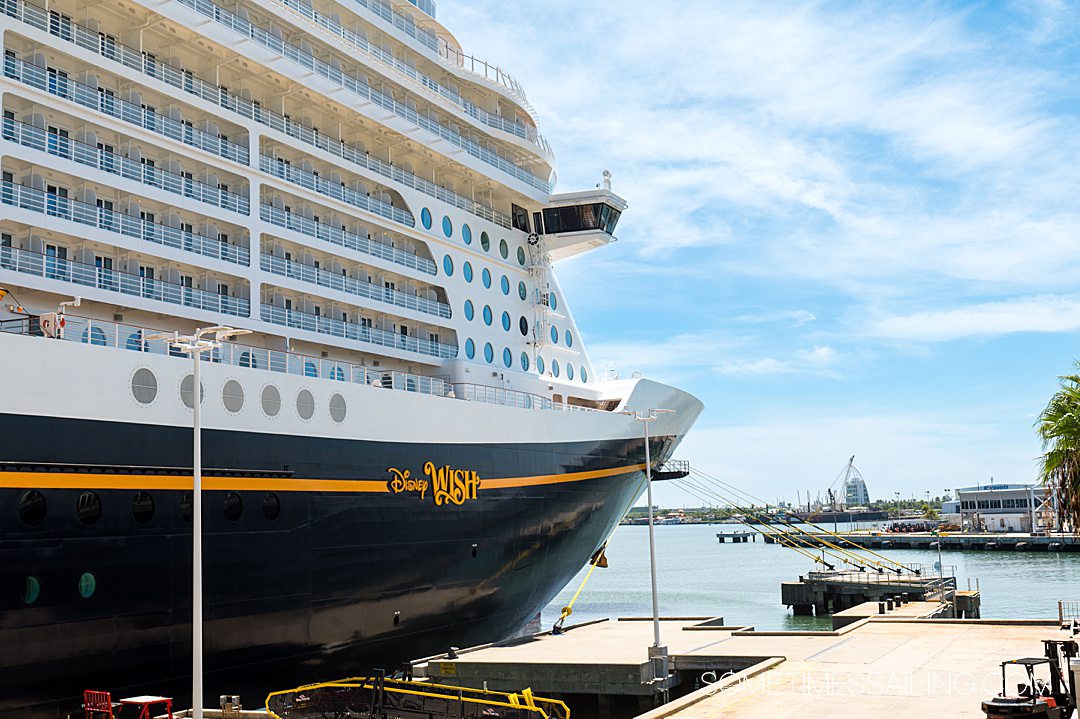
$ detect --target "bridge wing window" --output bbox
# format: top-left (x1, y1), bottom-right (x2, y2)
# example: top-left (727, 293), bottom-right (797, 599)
top-left (542, 203), bottom-right (621, 235)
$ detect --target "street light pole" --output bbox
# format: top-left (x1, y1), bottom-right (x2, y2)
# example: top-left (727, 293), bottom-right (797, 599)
top-left (147, 326), bottom-right (250, 719)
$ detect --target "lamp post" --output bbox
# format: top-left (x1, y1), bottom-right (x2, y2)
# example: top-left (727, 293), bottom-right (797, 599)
top-left (147, 326), bottom-right (250, 718)
top-left (623, 408), bottom-right (675, 680)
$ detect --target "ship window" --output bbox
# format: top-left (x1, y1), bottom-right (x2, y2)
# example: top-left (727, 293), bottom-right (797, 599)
top-left (517, 246), bottom-right (526, 266)
top-left (464, 300), bottom-right (474, 321)
top-left (520, 352), bottom-right (530, 372)
top-left (442, 255), bottom-right (453, 276)
top-left (239, 351), bottom-right (258, 369)
top-left (465, 338), bottom-right (475, 359)
top-left (565, 331), bottom-right (573, 348)
top-left (499, 239), bottom-right (509, 259)
top-left (482, 268), bottom-right (491, 288)
top-left (503, 347), bottom-right (512, 368)
top-left (550, 293), bottom-right (558, 311)
top-left (550, 326), bottom-right (559, 344)
top-left (463, 261), bottom-right (473, 283)
top-left (483, 305), bottom-right (493, 326)
top-left (180, 375), bottom-right (204, 408)
top-left (442, 216), bottom-right (453, 238)
top-left (223, 492), bottom-right (243, 521)
top-left (581, 366), bottom-right (588, 383)
top-left (132, 491), bottom-right (154, 524)
top-left (296, 389), bottom-right (316, 420)
top-left (462, 224), bottom-right (472, 245)
top-left (518, 281), bottom-right (527, 301)
top-left (21, 576), bottom-right (41, 604)
top-left (501, 275), bottom-right (510, 295)
top-left (567, 364), bottom-right (575, 381)
top-left (502, 312), bottom-right (511, 332)
top-left (552, 360), bottom-right (560, 378)
top-left (536, 356), bottom-right (545, 375)
top-left (519, 317), bottom-right (528, 336)
top-left (480, 232), bottom-right (490, 252)
top-left (304, 361), bottom-right (317, 378)
top-left (131, 368), bottom-right (158, 404)
top-left (83, 326), bottom-right (108, 346)
top-left (484, 342), bottom-right (494, 363)
top-left (180, 492), bottom-right (192, 522)
top-left (263, 492), bottom-right (280, 521)
top-left (261, 385), bottom-right (281, 417)
top-left (511, 204), bottom-right (530, 233)
top-left (76, 491), bottom-right (102, 525)
top-left (541, 203), bottom-right (621, 235)
top-left (329, 393), bottom-right (347, 423)
top-left (126, 331), bottom-right (147, 352)
top-left (222, 380), bottom-right (244, 413)
top-left (420, 207), bottom-right (432, 230)
top-left (18, 490), bottom-right (47, 527)
top-left (77, 572), bottom-right (96, 599)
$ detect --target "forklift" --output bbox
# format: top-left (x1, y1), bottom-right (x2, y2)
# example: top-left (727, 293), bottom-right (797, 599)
top-left (982, 640), bottom-right (1078, 719)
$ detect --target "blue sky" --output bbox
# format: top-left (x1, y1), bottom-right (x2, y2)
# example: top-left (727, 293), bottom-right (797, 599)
top-left (440, 0), bottom-right (1080, 507)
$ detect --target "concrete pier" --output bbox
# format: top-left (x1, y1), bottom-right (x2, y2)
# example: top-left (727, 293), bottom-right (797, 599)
top-left (779, 569), bottom-right (979, 618)
top-left (763, 531), bottom-right (1080, 551)
top-left (715, 532), bottom-right (755, 543)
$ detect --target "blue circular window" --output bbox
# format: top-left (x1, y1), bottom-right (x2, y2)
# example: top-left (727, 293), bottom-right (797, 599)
top-left (499, 239), bottom-right (509, 259)
top-left (463, 224), bottom-right (472, 245)
top-left (519, 316), bottom-right (528, 336)
top-left (464, 300), bottom-right (474, 321)
top-left (520, 352), bottom-right (530, 371)
top-left (552, 360), bottom-right (560, 378)
top-left (503, 347), bottom-right (512, 368)
top-left (501, 311), bottom-right (511, 331)
top-left (22, 576), bottom-right (41, 604)
top-left (581, 366), bottom-right (588, 383)
top-left (463, 261), bottom-right (474, 283)
top-left (482, 268), bottom-right (491, 288)
top-left (78, 572), bottom-right (96, 599)
top-left (518, 281), bottom-right (527, 301)
top-left (501, 275), bottom-right (510, 295)
top-left (480, 231), bottom-right (490, 252)
top-left (483, 305), bottom-right (493, 326)
top-left (550, 293), bottom-right (558, 311)
top-left (536, 356), bottom-right (545, 374)
top-left (442, 215), bottom-right (453, 238)
top-left (550, 326), bottom-right (559, 344)
top-left (484, 342), bottom-right (494, 363)
top-left (566, 330), bottom-right (573, 347)
top-left (465, 338), bottom-right (475, 359)
top-left (421, 207), bottom-right (432, 230)
top-left (567, 364), bottom-right (575, 381)
top-left (517, 246), bottom-right (526, 266)
top-left (442, 255), bottom-right (453, 276)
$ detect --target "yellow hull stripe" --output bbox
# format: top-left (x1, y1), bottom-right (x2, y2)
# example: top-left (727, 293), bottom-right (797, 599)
top-left (0, 462), bottom-right (647, 492)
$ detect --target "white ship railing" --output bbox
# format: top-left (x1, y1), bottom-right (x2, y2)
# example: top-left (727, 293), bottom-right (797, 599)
top-left (259, 155), bottom-right (414, 227)
top-left (1, 180), bottom-right (250, 266)
top-left (259, 253), bottom-right (450, 319)
top-left (0, 245), bottom-right (249, 316)
top-left (259, 204), bottom-right (436, 275)
top-left (2, 53), bottom-right (249, 165)
top-left (0, 0), bottom-right (514, 228)
top-left (450, 382), bottom-right (598, 413)
top-left (1, 116), bottom-right (250, 215)
top-left (172, 0), bottom-right (552, 192)
top-left (260, 303), bottom-right (457, 359)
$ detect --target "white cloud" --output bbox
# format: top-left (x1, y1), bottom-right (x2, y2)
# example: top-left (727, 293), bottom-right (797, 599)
top-left (714, 345), bottom-right (842, 377)
top-left (869, 296), bottom-right (1080, 342)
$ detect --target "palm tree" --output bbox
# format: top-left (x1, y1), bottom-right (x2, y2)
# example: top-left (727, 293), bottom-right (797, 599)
top-left (1035, 368), bottom-right (1080, 533)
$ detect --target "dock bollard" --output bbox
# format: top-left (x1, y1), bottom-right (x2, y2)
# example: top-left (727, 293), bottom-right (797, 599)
top-left (885, 599), bottom-right (893, 610)
top-left (894, 594), bottom-right (903, 606)
top-left (878, 602), bottom-right (886, 615)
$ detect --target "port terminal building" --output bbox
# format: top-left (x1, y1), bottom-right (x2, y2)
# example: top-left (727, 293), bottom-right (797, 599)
top-left (956, 483), bottom-right (1044, 532)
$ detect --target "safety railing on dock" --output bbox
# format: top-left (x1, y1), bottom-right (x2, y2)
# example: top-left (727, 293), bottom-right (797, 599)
top-left (1060, 600), bottom-right (1080, 629)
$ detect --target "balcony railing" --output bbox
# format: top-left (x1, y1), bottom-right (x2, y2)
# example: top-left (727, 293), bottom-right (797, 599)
top-left (260, 253), bottom-right (450, 319)
top-left (1, 53), bottom-right (249, 165)
top-left (436, 40), bottom-right (535, 120)
top-left (259, 204), bottom-right (435, 275)
top-left (451, 383), bottom-right (598, 413)
top-left (260, 155), bottom-right (413, 227)
top-left (260, 303), bottom-right (456, 359)
top-left (1, 117), bottom-right (249, 214)
top-left (173, 0), bottom-right (551, 192)
top-left (1, 180), bottom-right (249, 265)
top-left (0, 0), bottom-right (513, 228)
top-left (0, 245), bottom-right (248, 316)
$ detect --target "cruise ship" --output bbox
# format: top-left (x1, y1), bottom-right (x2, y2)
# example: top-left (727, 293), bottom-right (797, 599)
top-left (0, 0), bottom-right (702, 715)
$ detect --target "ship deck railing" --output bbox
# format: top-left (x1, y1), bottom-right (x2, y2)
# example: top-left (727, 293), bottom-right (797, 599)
top-left (0, 315), bottom-right (604, 413)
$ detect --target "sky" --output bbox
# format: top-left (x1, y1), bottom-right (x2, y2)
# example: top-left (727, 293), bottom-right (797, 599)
top-left (439, 0), bottom-right (1080, 508)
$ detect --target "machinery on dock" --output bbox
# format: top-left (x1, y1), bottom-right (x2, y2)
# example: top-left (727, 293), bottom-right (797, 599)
top-left (981, 640), bottom-right (1077, 719)
top-left (266, 674), bottom-right (569, 719)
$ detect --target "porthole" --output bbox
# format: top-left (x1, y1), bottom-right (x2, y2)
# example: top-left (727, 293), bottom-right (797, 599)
top-left (180, 374), bottom-right (204, 409)
top-left (21, 576), bottom-right (41, 604)
top-left (223, 492), bottom-right (243, 521)
top-left (484, 342), bottom-right (494, 363)
top-left (536, 355), bottom-right (545, 375)
top-left (222, 379), bottom-right (244, 413)
top-left (567, 364), bottom-right (575, 381)
top-left (483, 305), bottom-right (493, 326)
top-left (550, 293), bottom-right (558, 311)
top-left (463, 261), bottom-right (474, 283)
top-left (503, 347), bottom-right (512, 368)
top-left (480, 231), bottom-right (490, 252)
top-left (517, 246), bottom-right (526, 266)
top-left (442, 215), bottom-right (453, 238)
top-left (442, 255), bottom-right (454, 276)
top-left (262, 492), bottom-right (281, 521)
top-left (421, 207), bottom-right (432, 230)
top-left (519, 316), bottom-right (529, 336)
top-left (180, 492), bottom-right (192, 523)
top-left (481, 268), bottom-right (491, 288)
top-left (17, 490), bottom-right (46, 527)
top-left (518, 281), bottom-right (527, 301)
top-left (501, 311), bottom-right (511, 331)
top-left (552, 360), bottom-right (561, 378)
top-left (261, 385), bottom-right (281, 417)
top-left (76, 491), bottom-right (102, 525)
top-left (550, 325), bottom-right (559, 344)
top-left (464, 300), bottom-right (475, 321)
top-left (566, 330), bottom-right (573, 348)
top-left (499, 239), bottom-right (509, 259)
top-left (581, 366), bottom-right (588, 383)
top-left (329, 393), bottom-right (347, 423)
top-left (77, 572), bottom-right (96, 599)
top-left (131, 368), bottom-right (158, 404)
top-left (520, 352), bottom-right (530, 371)
top-left (465, 338), bottom-right (475, 359)
top-left (296, 389), bottom-right (316, 420)
top-left (501, 275), bottom-right (510, 295)
top-left (462, 224), bottom-right (472, 245)
top-left (132, 491), bottom-right (155, 524)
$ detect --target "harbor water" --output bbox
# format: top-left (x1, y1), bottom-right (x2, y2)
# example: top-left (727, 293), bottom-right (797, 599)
top-left (543, 522), bottom-right (1080, 631)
